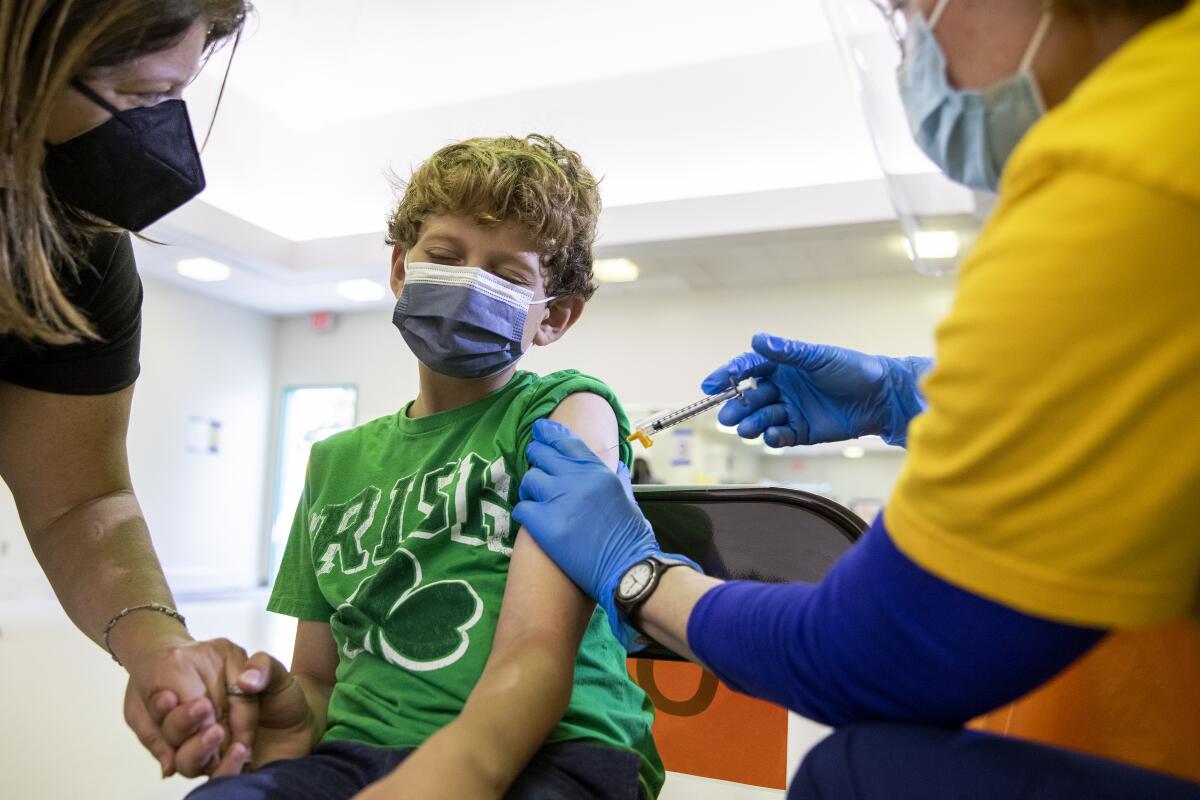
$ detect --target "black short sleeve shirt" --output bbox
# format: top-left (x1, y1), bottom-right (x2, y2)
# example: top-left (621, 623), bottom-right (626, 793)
top-left (0, 232), bottom-right (143, 395)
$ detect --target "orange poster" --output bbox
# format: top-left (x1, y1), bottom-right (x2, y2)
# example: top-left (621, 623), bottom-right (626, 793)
top-left (628, 658), bottom-right (788, 789)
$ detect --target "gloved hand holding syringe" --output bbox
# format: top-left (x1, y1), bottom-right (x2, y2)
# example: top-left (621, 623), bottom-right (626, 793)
top-left (610, 379), bottom-right (755, 451)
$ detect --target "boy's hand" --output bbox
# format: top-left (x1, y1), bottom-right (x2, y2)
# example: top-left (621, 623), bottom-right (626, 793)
top-left (157, 651), bottom-right (316, 776)
top-left (236, 652), bottom-right (318, 770)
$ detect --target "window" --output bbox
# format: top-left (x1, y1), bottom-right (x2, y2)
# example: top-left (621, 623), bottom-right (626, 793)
top-left (269, 386), bottom-right (357, 581)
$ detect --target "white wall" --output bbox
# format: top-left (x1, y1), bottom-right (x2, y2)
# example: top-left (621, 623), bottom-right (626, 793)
top-left (273, 310), bottom-right (418, 425)
top-left (632, 417), bottom-right (907, 501)
top-left (274, 272), bottom-right (953, 423)
top-left (270, 273), bottom-right (949, 528)
top-left (0, 276), bottom-right (274, 595)
top-left (760, 450), bottom-right (908, 505)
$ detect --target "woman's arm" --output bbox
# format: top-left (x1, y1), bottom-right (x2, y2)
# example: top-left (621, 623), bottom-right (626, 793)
top-left (516, 420), bottom-right (1107, 729)
top-left (678, 516), bottom-right (1106, 726)
top-left (357, 393), bottom-right (617, 799)
top-left (0, 380), bottom-right (262, 773)
top-left (0, 382), bottom-right (174, 657)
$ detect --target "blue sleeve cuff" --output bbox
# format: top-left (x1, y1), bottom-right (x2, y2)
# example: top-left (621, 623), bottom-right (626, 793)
top-left (881, 356), bottom-right (933, 447)
top-left (687, 513), bottom-right (1104, 726)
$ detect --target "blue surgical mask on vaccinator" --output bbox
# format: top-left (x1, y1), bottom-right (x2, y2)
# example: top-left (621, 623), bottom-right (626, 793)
top-left (392, 260), bottom-right (555, 379)
top-left (897, 0), bottom-right (1053, 192)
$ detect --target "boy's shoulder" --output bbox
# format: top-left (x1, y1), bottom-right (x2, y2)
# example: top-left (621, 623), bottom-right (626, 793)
top-left (509, 369), bottom-right (624, 419)
top-left (305, 372), bottom-right (629, 475)
top-left (522, 368), bottom-right (607, 394)
top-left (507, 370), bottom-right (633, 466)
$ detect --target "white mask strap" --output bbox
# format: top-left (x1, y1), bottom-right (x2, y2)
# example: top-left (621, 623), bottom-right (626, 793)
top-left (929, 0), bottom-right (953, 29)
top-left (1019, 11), bottom-right (1054, 73)
top-left (530, 296), bottom-right (557, 306)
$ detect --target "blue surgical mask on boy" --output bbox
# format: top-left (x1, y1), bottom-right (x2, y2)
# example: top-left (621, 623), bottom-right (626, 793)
top-left (897, 0), bottom-right (1052, 192)
top-left (392, 260), bottom-right (555, 379)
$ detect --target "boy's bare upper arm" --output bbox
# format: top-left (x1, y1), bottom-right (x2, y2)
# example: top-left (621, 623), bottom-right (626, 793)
top-left (494, 393), bottom-right (620, 650)
top-left (546, 391), bottom-right (620, 471)
top-left (291, 619), bottom-right (339, 688)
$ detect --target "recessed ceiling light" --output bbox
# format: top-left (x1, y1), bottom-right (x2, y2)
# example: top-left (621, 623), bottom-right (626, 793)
top-left (842, 445), bottom-right (866, 459)
top-left (903, 230), bottom-right (960, 261)
top-left (176, 257), bottom-right (231, 283)
top-left (336, 279), bottom-right (387, 302)
top-left (594, 258), bottom-right (640, 283)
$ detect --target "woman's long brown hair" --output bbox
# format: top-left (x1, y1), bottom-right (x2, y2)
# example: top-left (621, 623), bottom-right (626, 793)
top-left (0, 0), bottom-right (248, 345)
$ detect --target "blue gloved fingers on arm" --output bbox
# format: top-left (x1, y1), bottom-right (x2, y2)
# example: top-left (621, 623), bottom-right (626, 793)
top-left (516, 419), bottom-right (704, 652)
top-left (527, 418), bottom-right (602, 464)
top-left (701, 351), bottom-right (776, 395)
top-left (615, 462), bottom-right (636, 502)
top-left (524, 440), bottom-right (577, 476)
top-left (516, 466), bottom-right (559, 503)
top-left (516, 418), bottom-right (658, 601)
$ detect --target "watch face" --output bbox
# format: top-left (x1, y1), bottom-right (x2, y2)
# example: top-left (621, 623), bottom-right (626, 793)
top-left (619, 562), bottom-right (654, 601)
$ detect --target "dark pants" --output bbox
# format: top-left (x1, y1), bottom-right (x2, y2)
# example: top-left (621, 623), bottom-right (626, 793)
top-left (792, 722), bottom-right (1200, 800)
top-left (188, 740), bottom-right (643, 800)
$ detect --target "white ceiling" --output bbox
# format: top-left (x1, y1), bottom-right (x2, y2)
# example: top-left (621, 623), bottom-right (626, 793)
top-left (179, 0), bottom-right (953, 241)
top-left (141, 0), bottom-right (983, 314)
top-left (222, 0), bottom-right (836, 127)
top-left (596, 217), bottom-right (979, 292)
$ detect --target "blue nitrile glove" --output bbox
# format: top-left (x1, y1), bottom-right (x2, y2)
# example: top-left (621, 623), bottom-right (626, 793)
top-left (513, 419), bottom-right (701, 652)
top-left (702, 333), bottom-right (933, 448)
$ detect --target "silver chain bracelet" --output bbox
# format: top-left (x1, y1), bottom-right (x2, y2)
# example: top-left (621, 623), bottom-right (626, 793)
top-left (102, 602), bottom-right (187, 666)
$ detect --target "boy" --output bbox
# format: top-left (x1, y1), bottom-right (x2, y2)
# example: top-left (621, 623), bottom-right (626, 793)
top-left (186, 135), bottom-right (662, 799)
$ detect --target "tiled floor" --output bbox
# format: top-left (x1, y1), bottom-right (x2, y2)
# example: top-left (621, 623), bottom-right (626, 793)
top-left (0, 592), bottom-right (800, 799)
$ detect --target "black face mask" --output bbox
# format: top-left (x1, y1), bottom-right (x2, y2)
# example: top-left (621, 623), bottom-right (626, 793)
top-left (44, 79), bottom-right (206, 231)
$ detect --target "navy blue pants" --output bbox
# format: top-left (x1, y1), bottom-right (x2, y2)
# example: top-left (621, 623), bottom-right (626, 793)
top-left (188, 739), bottom-right (644, 800)
top-left (792, 723), bottom-right (1200, 800)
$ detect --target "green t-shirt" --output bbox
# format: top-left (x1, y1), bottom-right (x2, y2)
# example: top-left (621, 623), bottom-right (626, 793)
top-left (268, 370), bottom-right (663, 796)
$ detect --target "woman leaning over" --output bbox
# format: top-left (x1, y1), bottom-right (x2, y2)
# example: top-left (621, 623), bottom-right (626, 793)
top-left (1, 0), bottom-right (258, 778)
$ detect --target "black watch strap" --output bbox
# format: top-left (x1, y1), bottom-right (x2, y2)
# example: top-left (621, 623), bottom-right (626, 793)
top-left (614, 557), bottom-right (686, 618)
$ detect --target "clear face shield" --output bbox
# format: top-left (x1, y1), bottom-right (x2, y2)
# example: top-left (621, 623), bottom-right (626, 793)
top-left (817, 0), bottom-right (995, 276)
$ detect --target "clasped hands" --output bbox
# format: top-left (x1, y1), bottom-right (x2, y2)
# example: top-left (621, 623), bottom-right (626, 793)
top-left (122, 641), bottom-right (470, 798)
top-left (123, 639), bottom-right (312, 779)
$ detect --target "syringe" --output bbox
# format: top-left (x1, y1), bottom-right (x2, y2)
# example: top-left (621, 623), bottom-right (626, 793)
top-left (626, 380), bottom-right (754, 449)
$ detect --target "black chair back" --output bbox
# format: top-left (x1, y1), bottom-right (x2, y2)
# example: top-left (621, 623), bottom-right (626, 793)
top-left (633, 486), bottom-right (867, 661)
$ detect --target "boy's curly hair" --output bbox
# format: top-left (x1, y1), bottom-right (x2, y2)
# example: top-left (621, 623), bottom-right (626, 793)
top-left (386, 134), bottom-right (601, 301)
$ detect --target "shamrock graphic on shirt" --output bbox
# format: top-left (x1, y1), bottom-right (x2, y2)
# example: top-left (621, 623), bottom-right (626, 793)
top-left (332, 547), bottom-right (483, 671)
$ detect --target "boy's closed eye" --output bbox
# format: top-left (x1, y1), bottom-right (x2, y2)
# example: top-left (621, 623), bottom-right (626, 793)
top-left (495, 269), bottom-right (532, 288)
top-left (419, 248), bottom-right (463, 268)
top-left (419, 250), bottom-right (530, 284)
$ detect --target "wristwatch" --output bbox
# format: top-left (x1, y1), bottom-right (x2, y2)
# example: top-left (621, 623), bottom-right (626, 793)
top-left (614, 557), bottom-right (689, 619)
